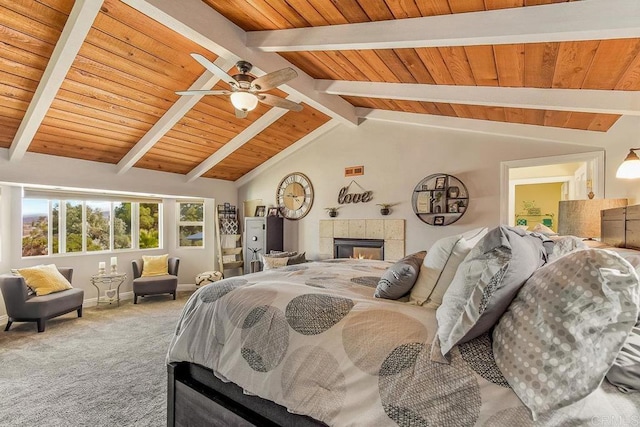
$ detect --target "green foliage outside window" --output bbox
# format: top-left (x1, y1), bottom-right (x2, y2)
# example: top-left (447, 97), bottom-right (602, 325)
top-left (139, 203), bottom-right (159, 249)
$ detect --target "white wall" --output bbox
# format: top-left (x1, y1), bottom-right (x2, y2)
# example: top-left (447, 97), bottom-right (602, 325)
top-left (0, 150), bottom-right (237, 317)
top-left (237, 119), bottom-right (607, 258)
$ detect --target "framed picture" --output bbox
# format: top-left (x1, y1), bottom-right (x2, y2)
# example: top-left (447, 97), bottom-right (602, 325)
top-left (434, 215), bottom-right (445, 225)
top-left (267, 207), bottom-right (279, 217)
top-left (434, 176), bottom-right (446, 190)
top-left (254, 205), bottom-right (266, 217)
top-left (448, 186), bottom-right (459, 198)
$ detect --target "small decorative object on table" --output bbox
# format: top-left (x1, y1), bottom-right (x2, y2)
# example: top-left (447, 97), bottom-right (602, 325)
top-left (98, 262), bottom-right (106, 275)
top-left (110, 256), bottom-right (118, 274)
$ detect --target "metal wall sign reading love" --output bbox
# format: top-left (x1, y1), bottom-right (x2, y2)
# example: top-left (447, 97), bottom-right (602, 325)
top-left (338, 180), bottom-right (373, 204)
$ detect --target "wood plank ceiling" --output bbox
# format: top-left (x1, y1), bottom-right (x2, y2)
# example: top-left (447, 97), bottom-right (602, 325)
top-left (1, 0), bottom-right (639, 181)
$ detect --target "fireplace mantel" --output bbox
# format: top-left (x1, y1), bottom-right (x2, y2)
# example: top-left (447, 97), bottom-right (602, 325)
top-left (319, 219), bottom-right (405, 261)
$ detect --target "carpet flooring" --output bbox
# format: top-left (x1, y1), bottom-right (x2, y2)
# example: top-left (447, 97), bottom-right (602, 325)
top-left (0, 292), bottom-right (193, 427)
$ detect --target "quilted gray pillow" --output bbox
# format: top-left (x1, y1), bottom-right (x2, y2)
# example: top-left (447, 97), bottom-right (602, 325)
top-left (375, 251), bottom-right (426, 300)
top-left (493, 249), bottom-right (640, 418)
top-left (435, 226), bottom-right (546, 358)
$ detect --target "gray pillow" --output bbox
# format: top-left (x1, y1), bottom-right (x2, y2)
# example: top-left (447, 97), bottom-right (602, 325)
top-left (435, 226), bottom-right (546, 358)
top-left (287, 252), bottom-right (306, 265)
top-left (607, 318), bottom-right (640, 392)
top-left (493, 249), bottom-right (640, 418)
top-left (375, 251), bottom-right (426, 300)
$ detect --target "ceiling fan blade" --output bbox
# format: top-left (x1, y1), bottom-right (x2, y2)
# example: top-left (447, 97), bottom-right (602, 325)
top-left (175, 89), bottom-right (231, 96)
top-left (190, 53), bottom-right (237, 87)
top-left (258, 94), bottom-right (303, 112)
top-left (235, 108), bottom-right (248, 119)
top-left (252, 68), bottom-right (298, 91)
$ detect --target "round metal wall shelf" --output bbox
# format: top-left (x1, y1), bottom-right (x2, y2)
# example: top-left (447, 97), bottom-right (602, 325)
top-left (412, 173), bottom-right (469, 226)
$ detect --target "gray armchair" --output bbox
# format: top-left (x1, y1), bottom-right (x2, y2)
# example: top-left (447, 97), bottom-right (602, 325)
top-left (0, 268), bottom-right (83, 333)
top-left (132, 257), bottom-right (179, 304)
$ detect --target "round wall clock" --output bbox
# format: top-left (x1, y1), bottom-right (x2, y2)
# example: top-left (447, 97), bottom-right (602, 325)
top-left (276, 172), bottom-right (314, 220)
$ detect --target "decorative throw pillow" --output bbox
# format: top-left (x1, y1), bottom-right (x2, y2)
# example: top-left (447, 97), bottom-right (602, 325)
top-left (435, 226), bottom-right (546, 358)
top-left (530, 223), bottom-right (557, 236)
top-left (287, 252), bottom-right (307, 266)
top-left (493, 249), bottom-right (640, 418)
top-left (423, 230), bottom-right (488, 309)
top-left (142, 254), bottom-right (169, 277)
top-left (547, 235), bottom-right (587, 262)
top-left (607, 318), bottom-right (640, 393)
top-left (408, 227), bottom-right (487, 306)
top-left (262, 256), bottom-right (289, 270)
top-left (16, 264), bottom-right (73, 296)
top-left (375, 251), bottom-right (426, 300)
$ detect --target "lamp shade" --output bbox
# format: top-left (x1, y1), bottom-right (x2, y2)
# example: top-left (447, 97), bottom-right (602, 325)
top-left (616, 149), bottom-right (640, 179)
top-left (558, 198), bottom-right (627, 239)
top-left (230, 91), bottom-right (258, 112)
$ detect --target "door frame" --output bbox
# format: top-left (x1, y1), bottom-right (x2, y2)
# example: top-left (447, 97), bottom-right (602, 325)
top-left (500, 151), bottom-right (605, 225)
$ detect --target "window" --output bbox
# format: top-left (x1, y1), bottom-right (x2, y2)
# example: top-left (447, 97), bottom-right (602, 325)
top-left (178, 202), bottom-right (204, 247)
top-left (22, 196), bottom-right (163, 257)
top-left (139, 202), bottom-right (160, 249)
top-left (113, 202), bottom-right (132, 250)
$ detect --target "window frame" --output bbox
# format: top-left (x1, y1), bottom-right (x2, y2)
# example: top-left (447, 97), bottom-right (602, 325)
top-left (177, 201), bottom-right (205, 249)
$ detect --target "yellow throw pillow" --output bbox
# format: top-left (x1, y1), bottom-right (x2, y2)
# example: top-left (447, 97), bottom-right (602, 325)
top-left (142, 254), bottom-right (169, 277)
top-left (17, 264), bottom-right (72, 296)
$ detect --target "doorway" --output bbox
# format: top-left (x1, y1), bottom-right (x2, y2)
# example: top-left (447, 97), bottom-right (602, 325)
top-left (500, 151), bottom-right (605, 227)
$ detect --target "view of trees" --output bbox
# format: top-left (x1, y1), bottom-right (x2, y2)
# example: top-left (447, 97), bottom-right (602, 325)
top-left (22, 199), bottom-right (160, 257)
top-left (178, 202), bottom-right (204, 247)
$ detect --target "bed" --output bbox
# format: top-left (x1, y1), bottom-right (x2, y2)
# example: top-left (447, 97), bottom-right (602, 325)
top-left (166, 226), bottom-right (640, 427)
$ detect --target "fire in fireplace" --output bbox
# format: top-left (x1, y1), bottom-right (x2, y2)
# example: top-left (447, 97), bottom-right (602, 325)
top-left (334, 238), bottom-right (384, 260)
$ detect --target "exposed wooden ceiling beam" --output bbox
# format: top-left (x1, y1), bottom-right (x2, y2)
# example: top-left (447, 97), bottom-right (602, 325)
top-left (122, 0), bottom-right (358, 126)
top-left (355, 108), bottom-right (606, 147)
top-left (116, 58), bottom-right (234, 175)
top-left (247, 0), bottom-right (640, 52)
top-left (316, 80), bottom-right (640, 116)
top-left (186, 98), bottom-right (298, 182)
top-left (234, 120), bottom-right (340, 187)
top-left (8, 0), bottom-right (103, 162)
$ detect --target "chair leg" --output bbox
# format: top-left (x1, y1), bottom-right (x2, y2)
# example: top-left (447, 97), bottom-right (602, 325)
top-left (4, 319), bottom-right (12, 331)
top-left (77, 307), bottom-right (83, 318)
top-left (134, 294), bottom-right (138, 304)
top-left (37, 319), bottom-right (45, 333)
top-left (173, 291), bottom-right (176, 300)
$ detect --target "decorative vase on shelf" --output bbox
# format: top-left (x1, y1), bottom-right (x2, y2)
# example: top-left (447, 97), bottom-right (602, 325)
top-left (380, 208), bottom-right (390, 215)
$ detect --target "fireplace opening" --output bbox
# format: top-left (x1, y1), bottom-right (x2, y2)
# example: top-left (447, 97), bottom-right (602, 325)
top-left (334, 238), bottom-right (384, 260)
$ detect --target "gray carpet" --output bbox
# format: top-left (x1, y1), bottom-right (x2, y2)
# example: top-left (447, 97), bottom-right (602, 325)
top-left (0, 292), bottom-right (193, 427)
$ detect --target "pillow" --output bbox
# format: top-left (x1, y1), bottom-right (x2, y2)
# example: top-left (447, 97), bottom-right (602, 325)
top-left (16, 264), bottom-right (73, 296)
top-left (547, 235), bottom-right (588, 262)
top-left (408, 228), bottom-right (487, 306)
top-left (435, 226), bottom-right (546, 358)
top-left (375, 251), bottom-right (426, 300)
top-left (142, 254), bottom-right (169, 277)
top-left (607, 318), bottom-right (640, 392)
top-left (287, 252), bottom-right (307, 266)
top-left (530, 223), bottom-right (557, 236)
top-left (493, 249), bottom-right (640, 418)
top-left (268, 251), bottom-right (297, 258)
top-left (262, 256), bottom-right (289, 270)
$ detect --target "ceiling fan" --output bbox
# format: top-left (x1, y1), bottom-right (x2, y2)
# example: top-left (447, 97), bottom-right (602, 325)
top-left (176, 54), bottom-right (303, 118)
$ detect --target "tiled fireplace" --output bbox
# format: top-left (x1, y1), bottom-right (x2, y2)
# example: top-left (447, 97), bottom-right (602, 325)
top-left (334, 238), bottom-right (385, 260)
top-left (319, 219), bottom-right (405, 261)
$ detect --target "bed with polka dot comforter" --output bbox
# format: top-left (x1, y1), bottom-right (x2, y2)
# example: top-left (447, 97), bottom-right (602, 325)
top-left (167, 259), bottom-right (640, 426)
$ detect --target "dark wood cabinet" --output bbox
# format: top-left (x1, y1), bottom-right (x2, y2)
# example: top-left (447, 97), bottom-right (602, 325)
top-left (243, 217), bottom-right (284, 273)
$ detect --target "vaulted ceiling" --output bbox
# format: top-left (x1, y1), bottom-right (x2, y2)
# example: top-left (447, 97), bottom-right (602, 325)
top-left (1, 0), bottom-right (639, 182)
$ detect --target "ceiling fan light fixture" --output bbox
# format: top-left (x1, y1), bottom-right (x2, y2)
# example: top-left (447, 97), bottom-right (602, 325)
top-left (230, 91), bottom-right (258, 112)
